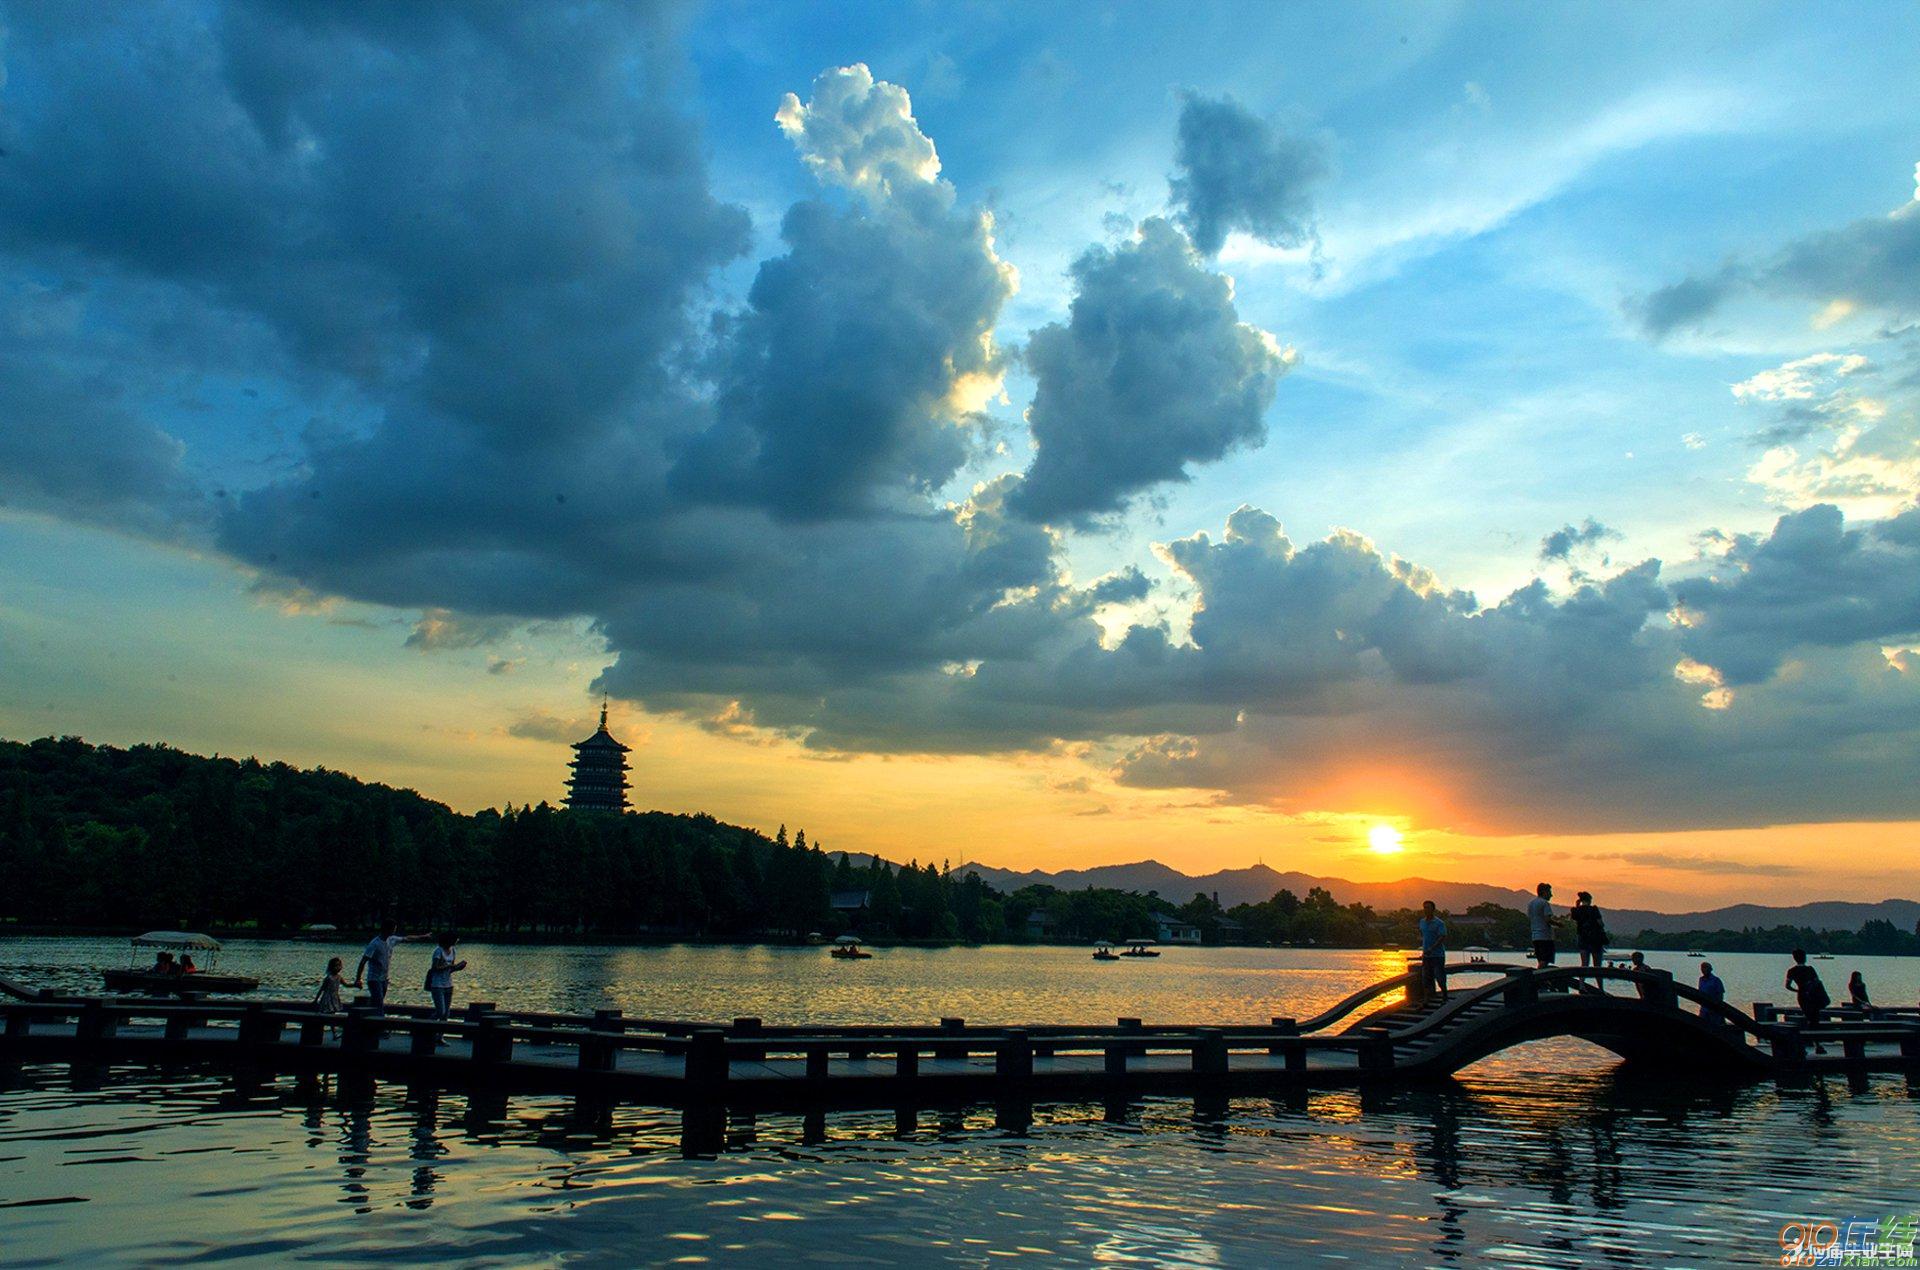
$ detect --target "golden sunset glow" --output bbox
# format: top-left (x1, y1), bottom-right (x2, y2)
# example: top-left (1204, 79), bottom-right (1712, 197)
top-left (1367, 824), bottom-right (1405, 855)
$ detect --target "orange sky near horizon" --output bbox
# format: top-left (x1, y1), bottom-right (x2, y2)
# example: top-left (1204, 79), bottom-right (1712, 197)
top-left (4, 514), bottom-right (1916, 913)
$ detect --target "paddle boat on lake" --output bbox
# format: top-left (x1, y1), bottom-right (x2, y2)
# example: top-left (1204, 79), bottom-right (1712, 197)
top-left (830, 935), bottom-right (873, 959)
top-left (1092, 941), bottom-right (1120, 961)
top-left (1120, 940), bottom-right (1160, 958)
top-left (101, 931), bottom-right (260, 995)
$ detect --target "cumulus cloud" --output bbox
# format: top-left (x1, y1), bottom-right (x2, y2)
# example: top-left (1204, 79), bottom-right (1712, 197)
top-left (1170, 93), bottom-right (1327, 256)
top-left (1672, 503), bottom-right (1920, 685)
top-left (671, 65), bottom-right (1016, 518)
top-left (1011, 219), bottom-right (1293, 522)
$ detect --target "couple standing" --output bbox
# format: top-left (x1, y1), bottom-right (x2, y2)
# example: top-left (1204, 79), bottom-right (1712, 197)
top-left (354, 924), bottom-right (469, 1019)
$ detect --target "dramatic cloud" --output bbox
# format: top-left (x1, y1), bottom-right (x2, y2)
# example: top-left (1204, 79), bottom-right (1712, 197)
top-left (1673, 503), bottom-right (1920, 685)
top-left (1170, 93), bottom-right (1327, 256)
top-left (10, 14), bottom-right (1920, 840)
top-left (1012, 219), bottom-right (1293, 522)
top-left (672, 66), bottom-right (1016, 518)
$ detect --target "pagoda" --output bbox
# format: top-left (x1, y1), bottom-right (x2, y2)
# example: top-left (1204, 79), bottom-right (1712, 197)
top-left (564, 703), bottom-right (630, 813)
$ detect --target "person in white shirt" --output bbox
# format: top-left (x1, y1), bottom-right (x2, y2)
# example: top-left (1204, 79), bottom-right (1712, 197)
top-left (354, 922), bottom-right (429, 1012)
top-left (426, 932), bottom-right (467, 1021)
top-left (1526, 882), bottom-right (1555, 968)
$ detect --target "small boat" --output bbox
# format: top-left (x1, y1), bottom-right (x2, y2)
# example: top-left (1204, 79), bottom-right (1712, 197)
top-left (830, 936), bottom-right (872, 959)
top-left (102, 931), bottom-right (259, 995)
top-left (1120, 940), bottom-right (1160, 958)
top-left (1092, 941), bottom-right (1120, 962)
top-left (1685, 949), bottom-right (1705, 958)
top-left (1814, 953), bottom-right (1835, 961)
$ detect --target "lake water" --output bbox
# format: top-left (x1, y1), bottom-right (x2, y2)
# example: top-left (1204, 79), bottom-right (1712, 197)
top-left (2, 939), bottom-right (1917, 1266)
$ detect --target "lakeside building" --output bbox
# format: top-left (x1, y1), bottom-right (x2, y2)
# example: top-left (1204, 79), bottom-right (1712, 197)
top-left (564, 705), bottom-right (630, 813)
top-left (1157, 917), bottom-right (1202, 945)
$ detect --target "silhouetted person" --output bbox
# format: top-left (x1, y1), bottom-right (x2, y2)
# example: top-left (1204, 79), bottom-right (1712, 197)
top-left (1696, 961), bottom-right (1726, 1023)
top-left (1785, 949), bottom-right (1830, 1053)
top-left (1417, 900), bottom-right (1448, 1001)
top-left (178, 955), bottom-right (198, 975)
top-left (356, 921), bottom-right (429, 1013)
top-left (1526, 882), bottom-right (1555, 968)
top-left (1627, 951), bottom-right (1646, 972)
top-left (314, 956), bottom-right (351, 1014)
top-left (149, 951), bottom-right (176, 976)
top-left (1569, 891), bottom-right (1607, 975)
top-left (1848, 971), bottom-right (1871, 1012)
top-left (426, 933), bottom-right (467, 1021)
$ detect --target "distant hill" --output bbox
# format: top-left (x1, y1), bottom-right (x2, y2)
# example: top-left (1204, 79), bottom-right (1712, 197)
top-left (1605, 899), bottom-right (1920, 936)
top-left (951, 859), bottom-right (1535, 914)
top-left (952, 859), bottom-right (1919, 933)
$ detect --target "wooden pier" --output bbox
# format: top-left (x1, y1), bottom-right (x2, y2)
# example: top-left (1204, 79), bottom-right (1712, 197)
top-left (5, 963), bottom-right (1917, 1125)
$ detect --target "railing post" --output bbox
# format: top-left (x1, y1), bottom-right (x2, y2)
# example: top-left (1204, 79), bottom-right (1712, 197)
top-left (1268, 1016), bottom-right (1296, 1057)
top-left (896, 1042), bottom-right (919, 1080)
top-left (1502, 968), bottom-right (1537, 1009)
top-left (77, 1003), bottom-right (117, 1043)
top-left (5, 1007), bottom-right (32, 1039)
top-left (300, 1015), bottom-right (325, 1046)
top-left (686, 1028), bottom-right (728, 1101)
top-left (474, 1015), bottom-right (513, 1065)
top-left (1104, 1037), bottom-right (1127, 1079)
top-left (1193, 1028), bottom-right (1228, 1078)
top-left (341, 1007), bottom-right (380, 1054)
top-left (581, 1010), bottom-right (622, 1072)
top-left (1357, 1027), bottom-right (1395, 1073)
top-left (731, 1016), bottom-right (763, 1063)
top-left (410, 1021), bottom-right (438, 1056)
top-left (1900, 1033), bottom-right (1920, 1062)
top-left (806, 1046), bottom-right (830, 1086)
top-left (996, 1029), bottom-right (1034, 1086)
top-left (937, 1017), bottom-right (966, 1061)
top-left (1752, 1002), bottom-right (1776, 1024)
top-left (163, 1011), bottom-right (199, 1043)
top-left (1281, 1037), bottom-right (1306, 1073)
top-left (1770, 1030), bottom-right (1806, 1065)
top-left (1118, 1017), bottom-right (1144, 1058)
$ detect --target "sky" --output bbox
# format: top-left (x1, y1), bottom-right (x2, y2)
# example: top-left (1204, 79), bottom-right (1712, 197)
top-left (3, 1), bottom-right (1920, 909)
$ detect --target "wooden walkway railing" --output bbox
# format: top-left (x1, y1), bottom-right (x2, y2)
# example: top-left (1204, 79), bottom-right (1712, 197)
top-left (4, 963), bottom-right (1917, 1118)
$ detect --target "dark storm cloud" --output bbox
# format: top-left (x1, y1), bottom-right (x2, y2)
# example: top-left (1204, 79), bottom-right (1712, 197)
top-left (0, 350), bottom-right (197, 535)
top-left (1169, 92), bottom-right (1327, 257)
top-left (1635, 190), bottom-right (1920, 336)
top-left (1011, 219), bottom-right (1291, 523)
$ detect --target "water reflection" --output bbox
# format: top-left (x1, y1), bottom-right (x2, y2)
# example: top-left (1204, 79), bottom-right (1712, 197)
top-left (0, 1058), bottom-right (1915, 1266)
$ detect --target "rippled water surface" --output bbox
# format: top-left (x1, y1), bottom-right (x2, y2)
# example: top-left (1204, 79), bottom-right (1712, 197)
top-left (2, 940), bottom-right (1917, 1266)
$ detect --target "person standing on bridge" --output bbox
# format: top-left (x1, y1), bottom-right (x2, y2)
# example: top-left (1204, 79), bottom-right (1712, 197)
top-left (1526, 882), bottom-right (1556, 969)
top-left (355, 922), bottom-right (431, 1014)
top-left (1848, 971), bottom-right (1871, 1013)
top-left (1417, 901), bottom-right (1449, 1001)
top-left (426, 932), bottom-right (467, 1022)
top-left (1570, 891), bottom-right (1607, 979)
top-left (1785, 949), bottom-right (1830, 1053)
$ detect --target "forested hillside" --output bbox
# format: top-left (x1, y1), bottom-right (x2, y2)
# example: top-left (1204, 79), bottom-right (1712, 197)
top-left (0, 736), bottom-right (996, 940)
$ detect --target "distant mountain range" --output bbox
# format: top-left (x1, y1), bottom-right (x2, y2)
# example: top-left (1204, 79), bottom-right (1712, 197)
top-left (949, 859), bottom-right (1920, 935)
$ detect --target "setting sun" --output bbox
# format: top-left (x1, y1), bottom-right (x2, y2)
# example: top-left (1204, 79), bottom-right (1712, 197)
top-left (1367, 824), bottom-right (1405, 855)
